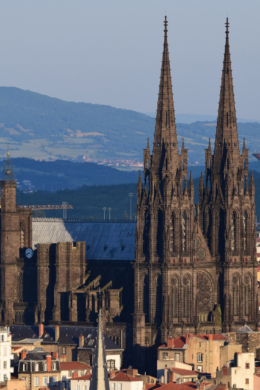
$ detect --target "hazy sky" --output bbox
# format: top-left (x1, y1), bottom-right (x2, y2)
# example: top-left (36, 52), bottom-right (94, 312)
top-left (0, 0), bottom-right (259, 119)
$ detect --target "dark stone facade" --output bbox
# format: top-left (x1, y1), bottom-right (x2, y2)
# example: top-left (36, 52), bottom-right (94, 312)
top-left (0, 17), bottom-right (258, 374)
top-left (133, 17), bottom-right (258, 371)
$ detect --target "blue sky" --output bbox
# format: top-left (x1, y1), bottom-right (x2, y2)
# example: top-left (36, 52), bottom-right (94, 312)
top-left (0, 0), bottom-right (259, 119)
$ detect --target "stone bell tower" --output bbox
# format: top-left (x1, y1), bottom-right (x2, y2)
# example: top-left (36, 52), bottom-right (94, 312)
top-left (0, 152), bottom-right (32, 324)
top-left (199, 19), bottom-right (258, 330)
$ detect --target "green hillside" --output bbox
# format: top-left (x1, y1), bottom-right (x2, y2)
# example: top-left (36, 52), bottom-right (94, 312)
top-left (0, 87), bottom-right (260, 165)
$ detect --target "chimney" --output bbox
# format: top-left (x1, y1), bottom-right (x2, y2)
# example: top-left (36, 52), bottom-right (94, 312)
top-left (222, 366), bottom-right (228, 376)
top-left (55, 326), bottom-right (60, 342)
top-left (167, 336), bottom-right (174, 349)
top-left (168, 369), bottom-right (174, 383)
top-left (39, 323), bottom-right (44, 338)
top-left (208, 334), bottom-right (213, 340)
top-left (60, 355), bottom-right (66, 362)
top-left (21, 350), bottom-right (27, 360)
top-left (79, 334), bottom-right (84, 348)
top-left (46, 354), bottom-right (52, 372)
top-left (52, 352), bottom-right (58, 359)
top-left (126, 368), bottom-right (137, 377)
top-left (109, 370), bottom-right (116, 379)
top-left (72, 372), bottom-right (78, 379)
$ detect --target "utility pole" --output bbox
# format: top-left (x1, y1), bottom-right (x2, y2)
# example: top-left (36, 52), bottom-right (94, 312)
top-left (129, 193), bottom-right (133, 220)
top-left (103, 207), bottom-right (106, 220)
top-left (108, 207), bottom-right (111, 221)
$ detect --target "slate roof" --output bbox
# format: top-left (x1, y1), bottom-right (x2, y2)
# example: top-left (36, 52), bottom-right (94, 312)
top-left (22, 348), bottom-right (55, 361)
top-left (10, 325), bottom-right (122, 351)
top-left (236, 325), bottom-right (254, 333)
top-left (32, 219), bottom-right (136, 261)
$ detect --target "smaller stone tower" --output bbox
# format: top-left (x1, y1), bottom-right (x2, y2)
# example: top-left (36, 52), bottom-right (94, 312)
top-left (0, 152), bottom-right (32, 324)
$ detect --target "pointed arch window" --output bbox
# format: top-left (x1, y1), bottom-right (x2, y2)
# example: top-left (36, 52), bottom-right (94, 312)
top-left (183, 287), bottom-right (189, 317)
top-left (182, 212), bottom-right (187, 252)
top-left (170, 212), bottom-right (176, 252)
top-left (143, 210), bottom-right (150, 254)
top-left (231, 211), bottom-right (237, 252)
top-left (233, 281), bottom-right (239, 316)
top-left (171, 278), bottom-right (178, 318)
top-left (244, 284), bottom-right (249, 316)
top-left (143, 274), bottom-right (149, 321)
top-left (243, 211), bottom-right (247, 251)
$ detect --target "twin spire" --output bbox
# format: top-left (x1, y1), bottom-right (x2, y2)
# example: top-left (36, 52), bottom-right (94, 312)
top-left (153, 17), bottom-right (239, 178)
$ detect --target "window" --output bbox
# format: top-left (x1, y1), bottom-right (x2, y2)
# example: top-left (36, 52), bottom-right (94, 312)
top-left (197, 353), bottom-right (203, 363)
top-left (119, 384), bottom-right (123, 390)
top-left (68, 371), bottom-right (72, 377)
top-left (34, 377), bottom-right (39, 387)
top-left (112, 384), bottom-right (116, 390)
top-left (52, 363), bottom-right (56, 371)
top-left (199, 342), bottom-right (201, 347)
top-left (3, 375), bottom-right (7, 382)
top-left (162, 353), bottom-right (168, 360)
top-left (245, 363), bottom-right (250, 369)
top-left (3, 361), bottom-right (7, 369)
top-left (245, 378), bottom-right (249, 384)
top-left (22, 363), bottom-right (26, 372)
top-left (43, 363), bottom-right (47, 371)
top-left (76, 386), bottom-right (80, 390)
top-left (43, 377), bottom-right (48, 386)
top-left (1, 336), bottom-right (4, 342)
top-left (175, 353), bottom-right (180, 362)
top-left (83, 386), bottom-right (87, 390)
top-left (62, 347), bottom-right (66, 354)
top-left (197, 366), bottom-right (203, 372)
top-left (107, 360), bottom-right (115, 369)
top-left (35, 363), bottom-right (39, 372)
top-left (52, 376), bottom-right (57, 384)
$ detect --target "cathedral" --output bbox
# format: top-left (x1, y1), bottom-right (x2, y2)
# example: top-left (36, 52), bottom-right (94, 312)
top-left (0, 17), bottom-right (258, 372)
top-left (133, 16), bottom-right (258, 366)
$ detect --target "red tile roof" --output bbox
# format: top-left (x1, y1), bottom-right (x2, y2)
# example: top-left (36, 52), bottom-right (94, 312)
top-left (71, 374), bottom-right (91, 381)
top-left (110, 372), bottom-right (143, 382)
top-left (159, 334), bottom-right (227, 349)
top-left (195, 334), bottom-right (228, 341)
top-left (145, 384), bottom-right (164, 390)
top-left (60, 362), bottom-right (91, 371)
top-left (166, 368), bottom-right (198, 376)
top-left (158, 382), bottom-right (197, 390)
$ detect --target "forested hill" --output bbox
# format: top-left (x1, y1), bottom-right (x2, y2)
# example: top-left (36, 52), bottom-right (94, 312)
top-left (16, 170), bottom-right (260, 220)
top-left (0, 87), bottom-right (260, 165)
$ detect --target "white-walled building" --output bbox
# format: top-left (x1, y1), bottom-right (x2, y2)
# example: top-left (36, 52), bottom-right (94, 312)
top-left (70, 373), bottom-right (91, 390)
top-left (60, 362), bottom-right (91, 390)
top-left (216, 352), bottom-right (254, 390)
top-left (0, 327), bottom-right (14, 382)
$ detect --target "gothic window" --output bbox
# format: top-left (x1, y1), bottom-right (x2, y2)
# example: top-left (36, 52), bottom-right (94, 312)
top-left (244, 275), bottom-right (250, 316)
top-left (183, 287), bottom-right (189, 317)
top-left (171, 277), bottom-right (178, 318)
top-left (143, 210), bottom-right (150, 254)
top-left (226, 112), bottom-right (229, 127)
top-left (182, 212), bottom-right (187, 252)
top-left (143, 274), bottom-right (149, 321)
top-left (233, 276), bottom-right (239, 316)
top-left (243, 175), bottom-right (246, 191)
top-left (157, 209), bottom-right (164, 257)
top-left (155, 275), bottom-right (162, 322)
top-left (243, 159), bottom-right (245, 170)
top-left (243, 211), bottom-right (247, 251)
top-left (231, 211), bottom-right (236, 252)
top-left (170, 212), bottom-right (176, 252)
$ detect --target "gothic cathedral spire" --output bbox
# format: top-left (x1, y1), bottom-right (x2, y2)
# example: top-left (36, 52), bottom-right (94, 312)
top-left (213, 18), bottom-right (240, 177)
top-left (151, 16), bottom-right (179, 179)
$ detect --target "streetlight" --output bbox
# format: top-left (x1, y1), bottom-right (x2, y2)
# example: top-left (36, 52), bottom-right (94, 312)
top-left (108, 207), bottom-right (111, 221)
top-left (103, 207), bottom-right (106, 220)
top-left (129, 193), bottom-right (133, 220)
